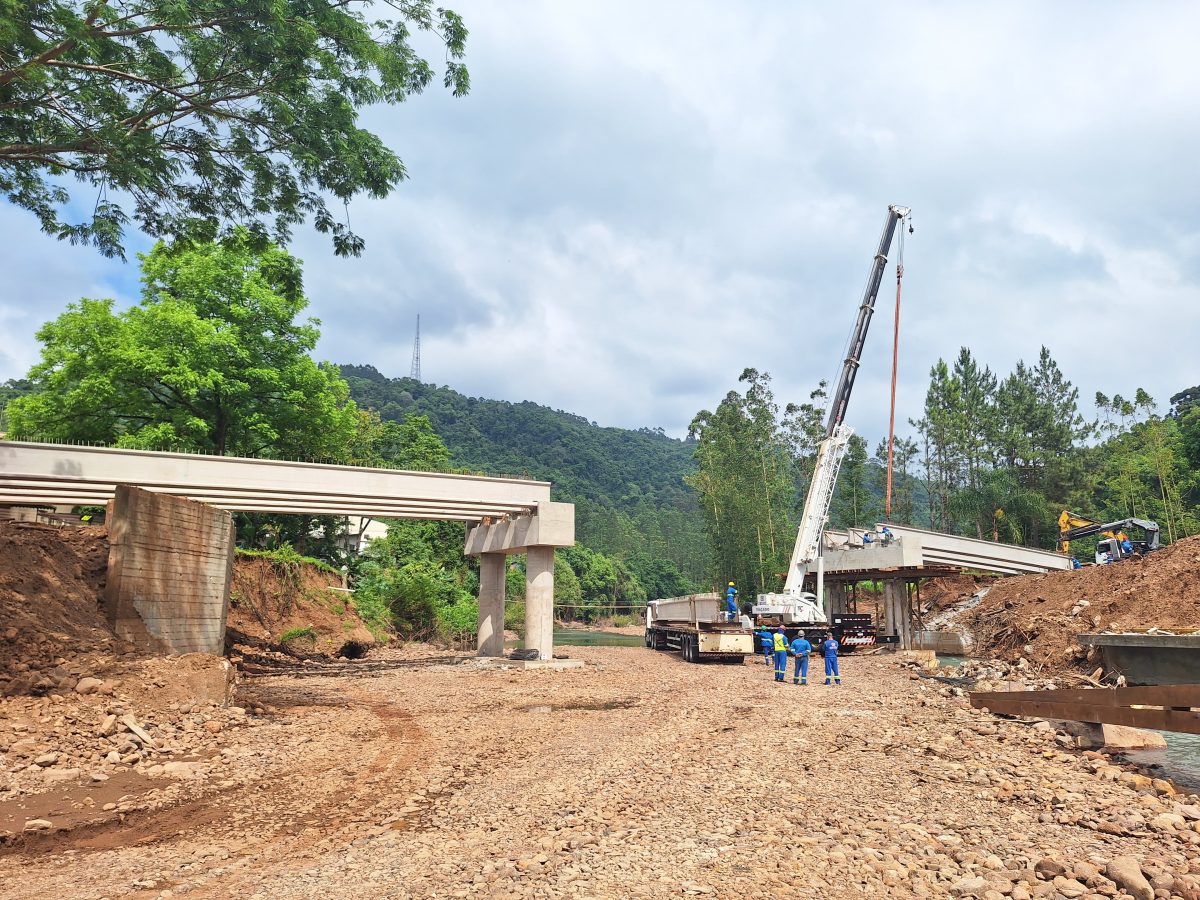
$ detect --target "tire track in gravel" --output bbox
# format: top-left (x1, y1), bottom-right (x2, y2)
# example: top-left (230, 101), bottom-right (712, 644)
top-left (170, 681), bottom-right (432, 899)
top-left (0, 678), bottom-right (431, 900)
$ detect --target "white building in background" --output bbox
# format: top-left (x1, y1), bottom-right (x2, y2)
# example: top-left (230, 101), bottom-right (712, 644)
top-left (342, 517), bottom-right (391, 555)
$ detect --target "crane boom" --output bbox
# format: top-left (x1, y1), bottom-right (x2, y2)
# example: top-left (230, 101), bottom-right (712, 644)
top-left (825, 205), bottom-right (911, 437)
top-left (754, 205), bottom-right (910, 624)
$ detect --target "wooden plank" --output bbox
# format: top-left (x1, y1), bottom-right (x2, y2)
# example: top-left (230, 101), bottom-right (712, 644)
top-left (970, 684), bottom-right (1200, 734)
top-left (974, 685), bottom-right (1200, 708)
top-left (972, 697), bottom-right (1200, 734)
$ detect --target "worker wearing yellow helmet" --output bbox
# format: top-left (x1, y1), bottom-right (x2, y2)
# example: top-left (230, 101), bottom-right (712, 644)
top-left (724, 581), bottom-right (738, 621)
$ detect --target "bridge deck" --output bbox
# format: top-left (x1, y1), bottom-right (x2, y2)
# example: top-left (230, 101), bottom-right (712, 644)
top-left (0, 441), bottom-right (550, 519)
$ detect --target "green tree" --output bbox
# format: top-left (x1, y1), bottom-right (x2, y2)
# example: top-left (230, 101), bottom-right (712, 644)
top-left (625, 553), bottom-right (691, 600)
top-left (873, 435), bottom-right (920, 525)
top-left (914, 359), bottom-right (961, 530)
top-left (950, 348), bottom-right (998, 489)
top-left (0, 0), bottom-right (468, 258)
top-left (554, 554), bottom-right (583, 617)
top-left (686, 369), bottom-right (795, 593)
top-left (831, 434), bottom-right (875, 528)
top-left (8, 230), bottom-right (359, 457)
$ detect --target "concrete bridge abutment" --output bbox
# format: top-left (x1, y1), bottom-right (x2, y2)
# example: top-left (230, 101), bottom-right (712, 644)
top-left (104, 485), bottom-right (235, 655)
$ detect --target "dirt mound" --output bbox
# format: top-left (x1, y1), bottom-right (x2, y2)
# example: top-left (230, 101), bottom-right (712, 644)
top-left (0, 523), bottom-right (381, 696)
top-left (0, 522), bottom-right (131, 695)
top-left (919, 573), bottom-right (996, 612)
top-left (228, 557), bottom-right (378, 659)
top-left (963, 534), bottom-right (1200, 671)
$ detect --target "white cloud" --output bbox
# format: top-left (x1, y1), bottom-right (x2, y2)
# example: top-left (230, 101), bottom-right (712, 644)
top-left (4, 0), bottom-right (1200, 440)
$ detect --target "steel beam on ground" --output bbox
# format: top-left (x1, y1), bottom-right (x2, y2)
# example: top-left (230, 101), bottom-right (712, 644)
top-left (971, 685), bottom-right (1200, 735)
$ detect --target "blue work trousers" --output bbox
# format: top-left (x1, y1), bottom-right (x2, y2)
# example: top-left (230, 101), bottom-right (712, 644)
top-left (824, 655), bottom-right (841, 684)
top-left (793, 655), bottom-right (808, 684)
top-left (762, 644), bottom-right (773, 666)
top-left (773, 650), bottom-right (788, 681)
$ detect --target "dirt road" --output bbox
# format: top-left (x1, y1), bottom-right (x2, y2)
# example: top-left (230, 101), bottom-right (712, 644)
top-left (2, 649), bottom-right (1198, 899)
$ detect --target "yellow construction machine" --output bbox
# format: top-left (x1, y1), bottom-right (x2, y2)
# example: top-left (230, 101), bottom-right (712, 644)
top-left (1057, 510), bottom-right (1160, 564)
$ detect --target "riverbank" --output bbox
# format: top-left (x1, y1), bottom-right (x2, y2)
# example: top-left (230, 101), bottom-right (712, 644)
top-left (2, 649), bottom-right (1198, 899)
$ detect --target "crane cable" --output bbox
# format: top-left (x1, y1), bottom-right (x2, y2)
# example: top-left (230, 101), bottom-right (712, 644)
top-left (884, 215), bottom-right (908, 519)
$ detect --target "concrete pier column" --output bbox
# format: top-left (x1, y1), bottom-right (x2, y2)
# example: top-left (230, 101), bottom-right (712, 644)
top-left (476, 552), bottom-right (506, 657)
top-left (525, 546), bottom-right (555, 661)
top-left (883, 579), bottom-right (912, 649)
top-left (827, 583), bottom-right (849, 617)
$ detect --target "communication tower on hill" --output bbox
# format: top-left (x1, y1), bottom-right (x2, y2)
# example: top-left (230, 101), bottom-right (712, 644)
top-left (410, 314), bottom-right (421, 382)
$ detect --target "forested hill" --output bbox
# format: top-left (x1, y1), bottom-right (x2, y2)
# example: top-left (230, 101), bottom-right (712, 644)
top-left (339, 365), bottom-right (709, 583)
top-left (339, 365), bottom-right (694, 503)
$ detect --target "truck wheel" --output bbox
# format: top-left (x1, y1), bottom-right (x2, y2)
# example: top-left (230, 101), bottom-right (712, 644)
top-left (644, 629), bottom-right (652, 648)
top-left (683, 634), bottom-right (695, 663)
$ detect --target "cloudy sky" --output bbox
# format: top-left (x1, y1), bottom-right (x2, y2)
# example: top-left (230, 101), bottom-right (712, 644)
top-left (4, 2), bottom-right (1199, 444)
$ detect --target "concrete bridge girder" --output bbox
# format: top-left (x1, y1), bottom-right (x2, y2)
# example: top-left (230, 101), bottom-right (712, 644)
top-left (0, 441), bottom-right (550, 519)
top-left (822, 523), bottom-right (1072, 577)
top-left (1, 441), bottom-right (578, 665)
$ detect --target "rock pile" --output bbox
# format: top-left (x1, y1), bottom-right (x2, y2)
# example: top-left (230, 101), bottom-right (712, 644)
top-left (2, 649), bottom-right (1198, 899)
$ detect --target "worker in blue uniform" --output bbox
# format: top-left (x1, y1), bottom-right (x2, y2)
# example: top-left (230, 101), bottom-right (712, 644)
top-left (724, 582), bottom-right (739, 621)
top-left (772, 627), bottom-right (789, 683)
top-left (821, 631), bottom-right (841, 685)
top-left (789, 633), bottom-right (812, 685)
top-left (757, 628), bottom-right (774, 666)
top-left (1120, 537), bottom-right (1134, 556)
top-left (1071, 556), bottom-right (1082, 569)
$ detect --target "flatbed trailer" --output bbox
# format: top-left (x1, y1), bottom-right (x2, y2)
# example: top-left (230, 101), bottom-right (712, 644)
top-left (644, 594), bottom-right (754, 664)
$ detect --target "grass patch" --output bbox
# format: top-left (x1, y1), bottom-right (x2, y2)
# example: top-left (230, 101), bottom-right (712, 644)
top-left (237, 545), bottom-right (340, 576)
top-left (279, 626), bottom-right (317, 643)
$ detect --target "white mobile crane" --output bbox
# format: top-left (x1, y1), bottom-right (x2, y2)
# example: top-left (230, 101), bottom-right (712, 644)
top-left (753, 204), bottom-right (912, 637)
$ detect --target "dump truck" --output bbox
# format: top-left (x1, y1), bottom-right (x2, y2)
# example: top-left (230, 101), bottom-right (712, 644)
top-left (644, 593), bottom-right (754, 664)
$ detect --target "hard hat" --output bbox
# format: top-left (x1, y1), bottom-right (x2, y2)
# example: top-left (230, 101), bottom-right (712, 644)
top-left (728, 581), bottom-right (735, 586)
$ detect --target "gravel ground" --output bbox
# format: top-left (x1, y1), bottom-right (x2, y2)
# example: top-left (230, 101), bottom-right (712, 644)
top-left (2, 648), bottom-right (1198, 900)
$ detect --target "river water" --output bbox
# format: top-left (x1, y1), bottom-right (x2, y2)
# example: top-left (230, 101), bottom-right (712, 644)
top-left (1125, 732), bottom-right (1200, 793)
top-left (504, 628), bottom-right (643, 649)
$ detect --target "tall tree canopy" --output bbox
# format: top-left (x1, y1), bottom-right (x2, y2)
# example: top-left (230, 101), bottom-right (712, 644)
top-left (0, 0), bottom-right (468, 257)
top-left (7, 229), bottom-right (359, 456)
top-left (686, 369), bottom-right (796, 593)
